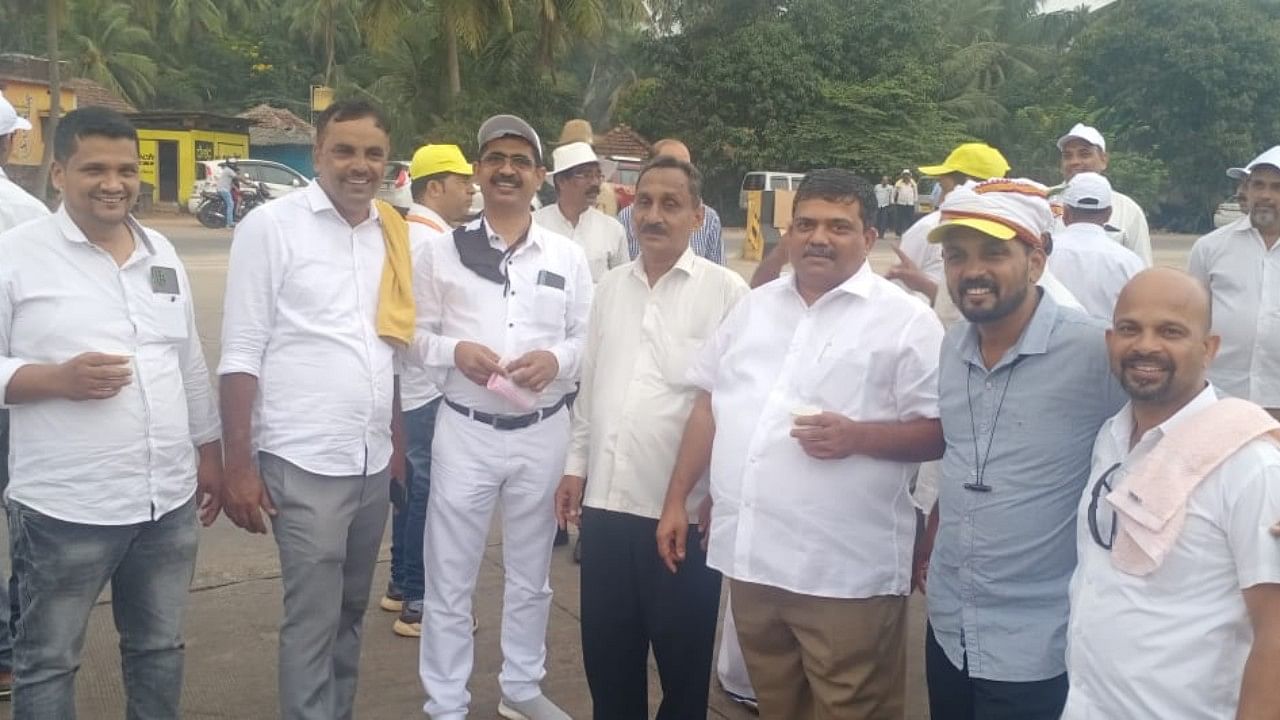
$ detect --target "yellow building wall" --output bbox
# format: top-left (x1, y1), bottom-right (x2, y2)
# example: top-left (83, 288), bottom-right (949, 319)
top-left (0, 80), bottom-right (77, 168)
top-left (135, 128), bottom-right (248, 205)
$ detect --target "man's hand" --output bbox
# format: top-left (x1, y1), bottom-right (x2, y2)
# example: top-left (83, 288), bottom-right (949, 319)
top-left (656, 503), bottom-right (690, 574)
top-left (554, 475), bottom-right (585, 530)
top-left (1272, 522), bottom-right (1280, 538)
top-left (696, 495), bottom-right (713, 552)
top-left (221, 462), bottom-right (276, 534)
top-left (913, 505), bottom-right (940, 595)
top-left (791, 412), bottom-right (862, 460)
top-left (454, 341), bottom-right (505, 386)
top-left (507, 351), bottom-right (559, 392)
top-left (884, 245), bottom-right (938, 301)
top-left (58, 352), bottom-right (132, 401)
top-left (196, 442), bottom-right (224, 527)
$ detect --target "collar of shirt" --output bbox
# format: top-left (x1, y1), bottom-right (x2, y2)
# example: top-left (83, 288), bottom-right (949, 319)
top-left (304, 181), bottom-right (382, 228)
top-left (785, 259), bottom-right (877, 306)
top-left (1108, 383), bottom-right (1218, 454)
top-left (627, 245), bottom-right (698, 283)
top-left (1057, 221), bottom-right (1112, 246)
top-left (408, 202), bottom-right (449, 232)
top-left (53, 205), bottom-right (155, 260)
top-left (480, 215), bottom-right (543, 253)
top-left (955, 289), bottom-right (1059, 372)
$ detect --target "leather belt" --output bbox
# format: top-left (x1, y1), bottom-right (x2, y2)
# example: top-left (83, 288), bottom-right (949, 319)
top-left (444, 396), bottom-right (567, 431)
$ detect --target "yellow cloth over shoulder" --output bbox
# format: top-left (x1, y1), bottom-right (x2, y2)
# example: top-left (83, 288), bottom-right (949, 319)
top-left (374, 200), bottom-right (415, 347)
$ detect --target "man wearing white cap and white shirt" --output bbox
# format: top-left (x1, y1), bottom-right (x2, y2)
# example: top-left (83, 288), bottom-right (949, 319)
top-left (415, 113), bottom-right (589, 720)
top-left (0, 91), bottom-right (47, 231)
top-left (1048, 172), bottom-right (1146, 321)
top-left (1189, 145), bottom-right (1280, 419)
top-left (1057, 123), bottom-right (1153, 265)
top-left (535, 142), bottom-right (627, 283)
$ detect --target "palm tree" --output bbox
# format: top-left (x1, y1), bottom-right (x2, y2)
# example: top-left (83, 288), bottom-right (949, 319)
top-left (438, 0), bottom-right (515, 97)
top-left (359, 0), bottom-right (424, 53)
top-left (287, 0), bottom-right (360, 86)
top-left (66, 0), bottom-right (159, 106)
top-left (130, 0), bottom-right (226, 45)
top-left (35, 0), bottom-right (68, 202)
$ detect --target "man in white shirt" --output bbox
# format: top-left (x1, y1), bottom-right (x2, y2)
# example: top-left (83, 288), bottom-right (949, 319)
top-left (0, 89), bottom-right (48, 697)
top-left (1057, 123), bottom-right (1153, 265)
top-left (874, 175), bottom-right (894, 237)
top-left (554, 156), bottom-right (748, 719)
top-left (380, 143), bottom-right (477, 638)
top-left (214, 160), bottom-right (238, 228)
top-left (1189, 145), bottom-right (1280, 417)
top-left (892, 170), bottom-right (918, 236)
top-left (534, 142), bottom-right (627, 283)
top-left (415, 114), bottom-right (589, 720)
top-left (1064, 268), bottom-right (1280, 719)
top-left (1049, 172), bottom-right (1146, 321)
top-left (0, 107), bottom-right (222, 717)
top-left (657, 169), bottom-right (945, 719)
top-left (219, 100), bottom-right (404, 720)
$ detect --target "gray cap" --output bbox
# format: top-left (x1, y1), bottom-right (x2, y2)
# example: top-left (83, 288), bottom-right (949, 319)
top-left (477, 114), bottom-right (543, 164)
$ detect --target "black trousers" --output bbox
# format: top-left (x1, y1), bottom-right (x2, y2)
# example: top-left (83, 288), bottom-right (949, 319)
top-left (895, 204), bottom-right (916, 235)
top-left (579, 508), bottom-right (722, 720)
top-left (925, 624), bottom-right (1068, 720)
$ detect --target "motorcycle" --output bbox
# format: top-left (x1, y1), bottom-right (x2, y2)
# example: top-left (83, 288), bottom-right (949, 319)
top-left (196, 181), bottom-right (272, 229)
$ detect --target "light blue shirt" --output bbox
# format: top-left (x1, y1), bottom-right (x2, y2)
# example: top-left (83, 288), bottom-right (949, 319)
top-left (621, 203), bottom-right (724, 265)
top-left (927, 291), bottom-right (1126, 682)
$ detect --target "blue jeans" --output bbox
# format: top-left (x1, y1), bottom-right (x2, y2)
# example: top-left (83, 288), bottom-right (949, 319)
top-left (218, 189), bottom-right (235, 226)
top-left (0, 408), bottom-right (12, 672)
top-left (8, 497), bottom-right (198, 719)
top-left (389, 397), bottom-right (441, 602)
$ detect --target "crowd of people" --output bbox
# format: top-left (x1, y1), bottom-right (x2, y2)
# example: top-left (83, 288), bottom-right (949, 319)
top-left (0, 84), bottom-right (1277, 720)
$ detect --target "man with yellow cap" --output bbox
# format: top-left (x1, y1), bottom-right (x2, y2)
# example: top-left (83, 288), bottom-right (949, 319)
top-left (917, 179), bottom-right (1128, 720)
top-left (379, 145), bottom-right (476, 637)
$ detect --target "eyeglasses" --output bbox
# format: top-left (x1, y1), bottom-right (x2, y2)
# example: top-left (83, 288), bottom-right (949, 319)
top-left (567, 167), bottom-right (604, 182)
top-left (1087, 463), bottom-right (1123, 550)
top-left (481, 152), bottom-right (536, 171)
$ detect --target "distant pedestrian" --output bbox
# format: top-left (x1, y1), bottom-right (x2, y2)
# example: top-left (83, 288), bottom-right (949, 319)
top-left (1056, 123), bottom-right (1152, 265)
top-left (874, 175), bottom-right (894, 236)
top-left (893, 169), bottom-right (917, 236)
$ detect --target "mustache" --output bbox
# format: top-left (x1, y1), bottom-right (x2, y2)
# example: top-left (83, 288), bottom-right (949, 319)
top-left (638, 223), bottom-right (667, 236)
top-left (1121, 352), bottom-right (1173, 372)
top-left (802, 244), bottom-right (836, 259)
top-left (491, 173), bottom-right (522, 187)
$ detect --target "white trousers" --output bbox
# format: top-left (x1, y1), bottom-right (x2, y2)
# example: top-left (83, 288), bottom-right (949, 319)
top-left (419, 404), bottom-right (569, 719)
top-left (716, 594), bottom-right (757, 699)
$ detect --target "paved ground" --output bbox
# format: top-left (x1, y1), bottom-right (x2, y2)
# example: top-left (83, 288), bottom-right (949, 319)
top-left (16, 215), bottom-right (1197, 719)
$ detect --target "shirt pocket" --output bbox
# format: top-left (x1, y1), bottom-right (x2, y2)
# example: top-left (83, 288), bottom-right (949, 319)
top-left (800, 342), bottom-right (874, 412)
top-left (658, 333), bottom-right (710, 388)
top-left (141, 294), bottom-right (189, 343)
top-left (531, 284), bottom-right (567, 330)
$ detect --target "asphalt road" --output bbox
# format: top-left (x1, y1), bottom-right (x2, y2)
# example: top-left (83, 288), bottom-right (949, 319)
top-left (13, 214), bottom-right (1198, 719)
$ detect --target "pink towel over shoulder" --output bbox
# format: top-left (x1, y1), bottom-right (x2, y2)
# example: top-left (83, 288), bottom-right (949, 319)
top-left (1108, 397), bottom-right (1280, 576)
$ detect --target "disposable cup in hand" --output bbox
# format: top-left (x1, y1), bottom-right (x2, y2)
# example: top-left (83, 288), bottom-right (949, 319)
top-left (791, 404), bottom-right (823, 426)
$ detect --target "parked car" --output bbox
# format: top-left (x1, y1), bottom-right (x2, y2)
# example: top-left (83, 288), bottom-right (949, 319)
top-left (379, 160), bottom-right (412, 210)
top-left (916, 178), bottom-right (940, 216)
top-left (608, 155), bottom-right (645, 211)
top-left (187, 159), bottom-right (308, 214)
top-left (739, 171), bottom-right (806, 209)
top-left (1214, 199), bottom-right (1245, 228)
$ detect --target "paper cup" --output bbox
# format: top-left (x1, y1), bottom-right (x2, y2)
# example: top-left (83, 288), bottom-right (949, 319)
top-left (791, 404), bottom-right (823, 425)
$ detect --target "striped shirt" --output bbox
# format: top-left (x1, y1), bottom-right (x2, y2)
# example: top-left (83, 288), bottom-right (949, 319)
top-left (621, 203), bottom-right (724, 265)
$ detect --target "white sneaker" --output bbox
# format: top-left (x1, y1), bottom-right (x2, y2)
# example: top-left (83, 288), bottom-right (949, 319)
top-left (497, 694), bottom-right (571, 720)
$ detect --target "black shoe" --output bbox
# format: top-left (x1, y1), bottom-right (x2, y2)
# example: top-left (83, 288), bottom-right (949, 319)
top-left (553, 527), bottom-right (569, 547)
top-left (380, 580), bottom-right (404, 613)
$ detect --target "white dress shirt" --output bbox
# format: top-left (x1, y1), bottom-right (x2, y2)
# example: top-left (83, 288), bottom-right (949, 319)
top-left (219, 182), bottom-right (396, 477)
top-left (414, 216), bottom-right (592, 414)
top-left (897, 209), bottom-right (1087, 325)
top-left (1049, 221), bottom-right (1146, 321)
top-left (402, 202), bottom-right (447, 412)
top-left (565, 249), bottom-right (748, 519)
top-left (874, 183), bottom-right (894, 209)
top-left (1188, 216), bottom-right (1280, 407)
top-left (534, 204), bottom-right (628, 283)
top-left (1064, 385), bottom-right (1280, 719)
top-left (689, 263), bottom-right (944, 598)
top-left (0, 168), bottom-right (49, 233)
top-left (0, 208), bottom-right (219, 524)
top-left (1109, 190), bottom-right (1153, 266)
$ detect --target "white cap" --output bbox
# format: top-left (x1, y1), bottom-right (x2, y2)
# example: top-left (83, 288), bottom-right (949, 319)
top-left (1227, 166), bottom-right (1250, 180)
top-left (1245, 145), bottom-right (1280, 174)
top-left (1062, 172), bottom-right (1113, 210)
top-left (0, 91), bottom-right (32, 136)
top-left (1056, 123), bottom-right (1107, 152)
top-left (477, 114), bottom-right (543, 164)
top-left (549, 142), bottom-right (616, 179)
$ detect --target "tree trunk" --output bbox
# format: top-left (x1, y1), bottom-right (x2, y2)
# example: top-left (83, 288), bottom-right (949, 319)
top-left (445, 17), bottom-right (461, 96)
top-left (35, 4), bottom-right (61, 203)
top-left (325, 14), bottom-right (336, 86)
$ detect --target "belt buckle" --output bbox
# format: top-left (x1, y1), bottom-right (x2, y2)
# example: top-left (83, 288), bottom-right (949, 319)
top-left (493, 415), bottom-right (523, 431)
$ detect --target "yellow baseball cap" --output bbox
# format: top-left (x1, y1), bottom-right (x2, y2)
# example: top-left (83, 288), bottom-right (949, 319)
top-left (918, 143), bottom-right (1010, 180)
top-left (409, 144), bottom-right (472, 180)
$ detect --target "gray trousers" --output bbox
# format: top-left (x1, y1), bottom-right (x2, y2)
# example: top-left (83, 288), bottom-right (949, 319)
top-left (260, 452), bottom-right (390, 720)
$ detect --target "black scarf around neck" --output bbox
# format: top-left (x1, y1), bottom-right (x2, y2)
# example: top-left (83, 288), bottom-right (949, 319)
top-left (453, 221), bottom-right (529, 285)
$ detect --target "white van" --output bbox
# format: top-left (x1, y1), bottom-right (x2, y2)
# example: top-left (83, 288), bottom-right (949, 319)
top-left (740, 171), bottom-right (806, 209)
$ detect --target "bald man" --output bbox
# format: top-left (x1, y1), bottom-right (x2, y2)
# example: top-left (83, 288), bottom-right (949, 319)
top-left (1063, 268), bottom-right (1280, 720)
top-left (620, 139), bottom-right (724, 263)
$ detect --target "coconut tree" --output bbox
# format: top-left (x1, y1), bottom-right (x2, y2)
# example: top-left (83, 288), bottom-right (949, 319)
top-left (65, 0), bottom-right (159, 106)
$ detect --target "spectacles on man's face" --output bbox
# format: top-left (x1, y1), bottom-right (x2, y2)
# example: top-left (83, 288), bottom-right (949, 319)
top-left (1088, 463), bottom-right (1123, 550)
top-left (481, 152), bottom-right (536, 172)
top-left (567, 167), bottom-right (604, 182)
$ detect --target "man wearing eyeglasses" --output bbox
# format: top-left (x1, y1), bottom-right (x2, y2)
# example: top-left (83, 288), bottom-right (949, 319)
top-left (1063, 268), bottom-right (1280, 720)
top-left (920, 179), bottom-right (1128, 720)
top-left (414, 114), bottom-right (590, 720)
top-left (535, 142), bottom-right (628, 283)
